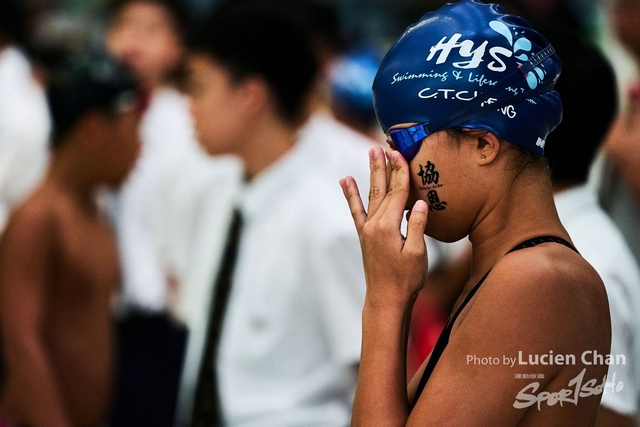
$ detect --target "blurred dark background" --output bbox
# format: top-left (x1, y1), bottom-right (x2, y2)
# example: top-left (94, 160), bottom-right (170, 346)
top-left (20, 0), bottom-right (610, 61)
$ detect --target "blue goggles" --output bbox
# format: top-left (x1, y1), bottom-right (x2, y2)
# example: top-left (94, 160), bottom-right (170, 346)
top-left (386, 123), bottom-right (430, 161)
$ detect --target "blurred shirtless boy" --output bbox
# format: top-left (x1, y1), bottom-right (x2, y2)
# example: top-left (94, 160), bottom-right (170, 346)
top-left (0, 56), bottom-right (142, 427)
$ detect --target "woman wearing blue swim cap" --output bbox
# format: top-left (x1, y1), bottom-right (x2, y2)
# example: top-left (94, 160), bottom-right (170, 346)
top-left (339, 1), bottom-right (611, 425)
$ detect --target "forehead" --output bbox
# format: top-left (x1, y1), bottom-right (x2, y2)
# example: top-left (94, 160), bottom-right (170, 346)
top-left (112, 1), bottom-right (176, 27)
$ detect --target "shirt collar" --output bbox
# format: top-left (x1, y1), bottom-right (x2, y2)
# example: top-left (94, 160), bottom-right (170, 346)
top-left (554, 184), bottom-right (598, 220)
top-left (237, 137), bottom-right (311, 221)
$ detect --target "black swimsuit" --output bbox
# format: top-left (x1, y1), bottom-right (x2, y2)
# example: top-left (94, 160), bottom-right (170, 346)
top-left (411, 236), bottom-right (579, 409)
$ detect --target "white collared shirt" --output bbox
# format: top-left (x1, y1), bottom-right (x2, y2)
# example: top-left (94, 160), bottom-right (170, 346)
top-left (217, 124), bottom-right (368, 427)
top-left (0, 47), bottom-right (50, 232)
top-left (175, 113), bottom-right (372, 427)
top-left (555, 185), bottom-right (640, 422)
top-left (298, 111), bottom-right (375, 186)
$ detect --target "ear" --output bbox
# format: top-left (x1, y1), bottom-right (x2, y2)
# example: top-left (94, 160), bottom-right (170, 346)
top-left (475, 132), bottom-right (501, 165)
top-left (237, 76), bottom-right (270, 119)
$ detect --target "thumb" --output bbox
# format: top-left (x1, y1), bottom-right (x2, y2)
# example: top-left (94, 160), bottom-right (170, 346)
top-left (404, 200), bottom-right (428, 253)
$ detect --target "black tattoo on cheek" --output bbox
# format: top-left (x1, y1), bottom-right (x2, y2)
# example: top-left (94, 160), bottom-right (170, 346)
top-left (427, 190), bottom-right (447, 211)
top-left (418, 161), bottom-right (444, 191)
top-left (418, 161), bottom-right (439, 185)
top-left (416, 161), bottom-right (447, 211)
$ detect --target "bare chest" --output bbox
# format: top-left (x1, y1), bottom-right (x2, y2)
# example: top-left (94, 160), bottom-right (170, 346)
top-left (54, 213), bottom-right (119, 302)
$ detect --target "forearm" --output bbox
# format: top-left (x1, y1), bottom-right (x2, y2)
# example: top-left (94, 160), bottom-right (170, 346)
top-left (351, 299), bottom-right (414, 427)
top-left (340, 148), bottom-right (429, 426)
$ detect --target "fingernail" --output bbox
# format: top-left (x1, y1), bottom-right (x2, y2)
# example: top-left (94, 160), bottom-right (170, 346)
top-left (414, 200), bottom-right (428, 213)
top-left (371, 148), bottom-right (379, 160)
top-left (389, 150), bottom-right (398, 163)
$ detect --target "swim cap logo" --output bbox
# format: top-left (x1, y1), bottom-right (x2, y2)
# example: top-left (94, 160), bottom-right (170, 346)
top-left (426, 34), bottom-right (493, 70)
top-left (488, 21), bottom-right (546, 89)
top-left (425, 21), bottom-right (546, 89)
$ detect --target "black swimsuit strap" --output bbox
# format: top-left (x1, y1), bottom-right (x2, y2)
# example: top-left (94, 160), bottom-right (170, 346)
top-left (411, 236), bottom-right (578, 409)
top-left (507, 235), bottom-right (577, 254)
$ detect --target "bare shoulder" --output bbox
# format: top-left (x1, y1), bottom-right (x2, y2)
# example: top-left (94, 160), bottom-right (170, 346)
top-left (0, 187), bottom-right (74, 252)
top-left (461, 242), bottom-right (610, 353)
top-left (0, 189), bottom-right (71, 287)
top-left (409, 243), bottom-right (610, 425)
top-left (490, 243), bottom-right (607, 314)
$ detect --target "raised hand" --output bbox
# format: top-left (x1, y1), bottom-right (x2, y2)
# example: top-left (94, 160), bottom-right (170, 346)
top-left (339, 146), bottom-right (429, 310)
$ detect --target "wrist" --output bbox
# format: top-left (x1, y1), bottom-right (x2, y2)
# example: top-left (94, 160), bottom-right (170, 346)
top-left (360, 296), bottom-right (415, 377)
top-left (362, 294), bottom-right (415, 325)
top-left (363, 288), bottom-right (417, 314)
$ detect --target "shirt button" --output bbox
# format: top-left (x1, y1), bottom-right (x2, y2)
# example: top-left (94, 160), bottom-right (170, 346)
top-left (250, 317), bottom-right (267, 331)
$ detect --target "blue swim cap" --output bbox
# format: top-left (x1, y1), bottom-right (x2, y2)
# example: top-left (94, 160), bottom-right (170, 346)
top-left (372, 0), bottom-right (562, 157)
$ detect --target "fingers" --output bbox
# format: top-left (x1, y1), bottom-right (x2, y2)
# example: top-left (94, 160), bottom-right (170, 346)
top-left (377, 149), bottom-right (411, 224)
top-left (339, 176), bottom-right (367, 233)
top-left (367, 147), bottom-right (387, 220)
top-left (342, 147), bottom-right (412, 239)
top-left (403, 200), bottom-right (428, 256)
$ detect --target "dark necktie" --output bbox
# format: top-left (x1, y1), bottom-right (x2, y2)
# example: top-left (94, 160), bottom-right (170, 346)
top-left (191, 210), bottom-right (243, 427)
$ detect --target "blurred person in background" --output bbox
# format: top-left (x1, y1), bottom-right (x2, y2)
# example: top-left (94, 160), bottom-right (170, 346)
top-left (178, 2), bottom-right (366, 426)
top-left (601, 0), bottom-right (640, 260)
top-left (106, 0), bottom-right (203, 320)
top-left (0, 0), bottom-right (51, 234)
top-left (327, 47), bottom-right (385, 142)
top-left (271, 0), bottom-right (377, 187)
top-left (0, 54), bottom-right (141, 427)
top-left (540, 23), bottom-right (640, 427)
top-left (105, 0), bottom-right (221, 425)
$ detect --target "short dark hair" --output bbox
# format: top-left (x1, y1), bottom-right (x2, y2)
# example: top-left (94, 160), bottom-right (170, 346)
top-left (542, 25), bottom-right (617, 184)
top-left (215, 0), bottom-right (343, 56)
top-left (0, 0), bottom-right (27, 46)
top-left (190, 1), bottom-right (319, 124)
top-left (271, 0), bottom-right (344, 56)
top-left (107, 0), bottom-right (190, 39)
top-left (47, 54), bottom-right (140, 147)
